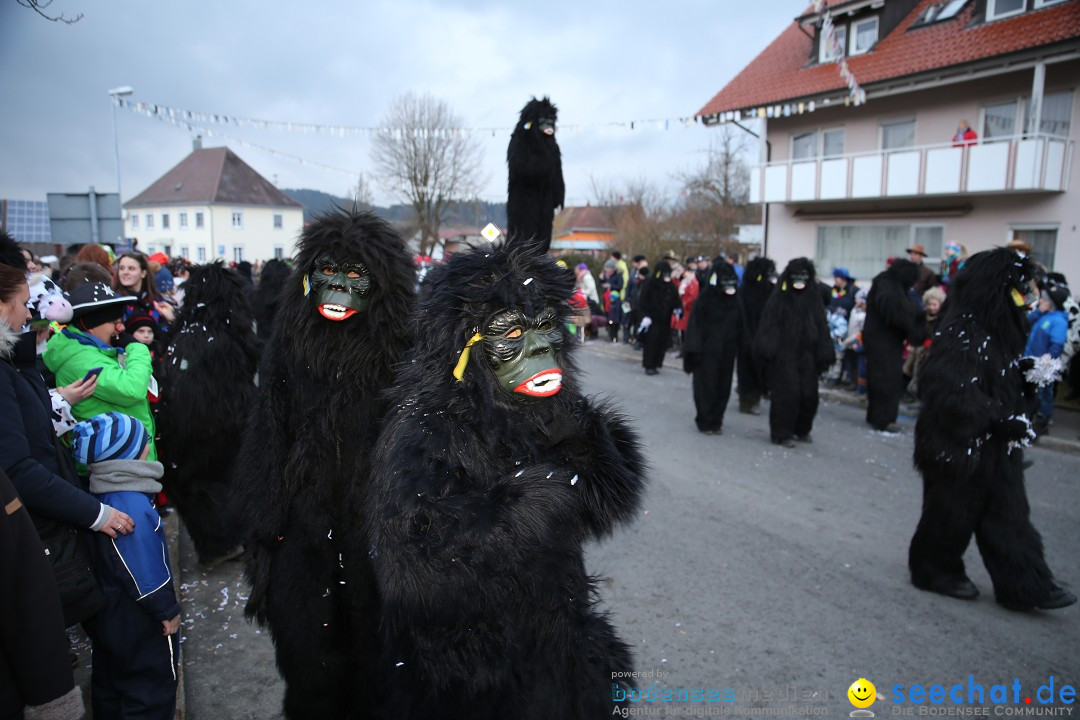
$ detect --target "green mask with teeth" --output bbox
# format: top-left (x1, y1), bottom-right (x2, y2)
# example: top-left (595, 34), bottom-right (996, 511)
top-left (481, 308), bottom-right (565, 397)
top-left (305, 256), bottom-right (372, 321)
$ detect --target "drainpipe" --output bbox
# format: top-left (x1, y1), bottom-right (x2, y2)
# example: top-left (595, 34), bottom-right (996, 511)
top-left (1029, 62), bottom-right (1045, 138)
top-left (88, 186), bottom-right (99, 245)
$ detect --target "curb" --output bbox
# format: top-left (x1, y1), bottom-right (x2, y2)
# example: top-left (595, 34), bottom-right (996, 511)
top-left (162, 511), bottom-right (186, 719)
top-left (575, 340), bottom-right (1080, 456)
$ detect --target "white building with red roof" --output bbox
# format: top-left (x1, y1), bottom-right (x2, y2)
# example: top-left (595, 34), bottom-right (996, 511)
top-left (124, 141), bottom-right (304, 263)
top-left (697, 0), bottom-right (1080, 284)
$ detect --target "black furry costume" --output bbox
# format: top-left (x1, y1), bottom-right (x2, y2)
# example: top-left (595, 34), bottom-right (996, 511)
top-left (361, 240), bottom-right (646, 718)
top-left (233, 210), bottom-right (415, 719)
top-left (156, 263), bottom-right (260, 565)
top-left (252, 258), bottom-right (292, 342)
top-left (506, 97), bottom-right (564, 253)
top-left (736, 257), bottom-right (776, 413)
top-left (909, 248), bottom-right (1075, 610)
top-left (863, 259), bottom-right (926, 431)
top-left (753, 258), bottom-right (834, 445)
top-left (637, 261), bottom-right (681, 373)
top-left (683, 261), bottom-right (742, 433)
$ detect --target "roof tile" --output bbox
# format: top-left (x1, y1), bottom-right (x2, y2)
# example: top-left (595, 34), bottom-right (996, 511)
top-left (698, 0), bottom-right (1080, 116)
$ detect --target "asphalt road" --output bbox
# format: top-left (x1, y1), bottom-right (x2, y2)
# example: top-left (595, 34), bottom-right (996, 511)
top-left (170, 342), bottom-right (1080, 719)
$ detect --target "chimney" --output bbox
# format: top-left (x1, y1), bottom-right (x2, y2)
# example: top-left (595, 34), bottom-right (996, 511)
top-left (193, 135), bottom-right (203, 151)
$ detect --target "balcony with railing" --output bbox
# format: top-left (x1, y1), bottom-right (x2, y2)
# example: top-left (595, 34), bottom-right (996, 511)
top-left (749, 134), bottom-right (1073, 205)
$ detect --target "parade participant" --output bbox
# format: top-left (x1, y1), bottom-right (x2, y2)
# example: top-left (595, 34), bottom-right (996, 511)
top-left (637, 260), bottom-right (681, 375)
top-left (909, 248), bottom-right (1076, 611)
top-left (754, 258), bottom-right (834, 447)
top-left (506, 96), bottom-right (564, 253)
top-left (362, 228), bottom-right (646, 719)
top-left (736, 256), bottom-right (776, 414)
top-left (683, 260), bottom-right (742, 434)
top-left (233, 209), bottom-right (414, 720)
top-left (157, 263), bottom-right (259, 568)
top-left (864, 259), bottom-right (926, 432)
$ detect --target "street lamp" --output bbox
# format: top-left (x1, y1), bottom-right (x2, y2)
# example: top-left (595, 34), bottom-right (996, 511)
top-left (108, 86), bottom-right (134, 201)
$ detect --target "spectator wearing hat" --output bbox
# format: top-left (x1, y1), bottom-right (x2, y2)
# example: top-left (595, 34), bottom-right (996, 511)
top-left (827, 267), bottom-right (859, 318)
top-left (72, 412), bottom-right (180, 720)
top-left (1026, 285), bottom-right (1070, 436)
top-left (939, 242), bottom-right (967, 288)
top-left (906, 245), bottom-right (939, 295)
top-left (42, 282), bottom-right (159, 461)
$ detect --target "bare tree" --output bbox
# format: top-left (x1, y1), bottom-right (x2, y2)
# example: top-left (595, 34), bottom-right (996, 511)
top-left (16, 0), bottom-right (83, 23)
top-left (587, 176), bottom-right (672, 262)
top-left (344, 174), bottom-right (375, 212)
top-left (371, 92), bottom-right (485, 258)
top-left (674, 126), bottom-right (753, 259)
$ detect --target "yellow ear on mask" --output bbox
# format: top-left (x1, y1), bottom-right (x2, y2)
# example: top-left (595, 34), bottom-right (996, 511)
top-left (1011, 288), bottom-right (1026, 307)
top-left (452, 332), bottom-right (484, 382)
top-left (781, 281), bottom-right (787, 292)
top-left (302, 274), bottom-right (311, 297)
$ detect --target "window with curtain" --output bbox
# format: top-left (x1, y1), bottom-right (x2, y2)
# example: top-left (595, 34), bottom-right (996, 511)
top-left (793, 131), bottom-right (818, 160)
top-left (1024, 91), bottom-right (1073, 137)
top-left (820, 25), bottom-right (846, 63)
top-left (850, 17), bottom-right (878, 55)
top-left (881, 119), bottom-right (915, 151)
top-left (816, 224), bottom-right (912, 284)
top-left (1012, 228), bottom-right (1058, 269)
top-left (823, 129), bottom-right (845, 157)
top-left (983, 101), bottom-right (1018, 140)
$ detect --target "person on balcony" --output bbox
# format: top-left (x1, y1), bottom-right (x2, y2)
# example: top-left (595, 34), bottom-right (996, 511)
top-left (952, 119), bottom-right (978, 147)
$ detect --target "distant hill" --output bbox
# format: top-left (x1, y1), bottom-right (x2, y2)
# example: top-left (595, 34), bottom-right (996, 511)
top-left (283, 188), bottom-right (506, 228)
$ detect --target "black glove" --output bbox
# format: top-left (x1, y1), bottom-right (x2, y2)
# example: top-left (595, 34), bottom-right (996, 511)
top-left (995, 415), bottom-right (1034, 442)
top-left (112, 331), bottom-right (137, 349)
top-left (1016, 357), bottom-right (1036, 373)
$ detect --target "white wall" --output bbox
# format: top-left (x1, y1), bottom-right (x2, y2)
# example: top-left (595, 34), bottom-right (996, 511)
top-left (126, 204), bottom-right (303, 262)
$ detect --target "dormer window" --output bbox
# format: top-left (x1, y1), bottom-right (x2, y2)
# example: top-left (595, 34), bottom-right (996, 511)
top-left (819, 24), bottom-right (847, 63)
top-left (986, 0), bottom-right (1024, 21)
top-left (850, 16), bottom-right (879, 55)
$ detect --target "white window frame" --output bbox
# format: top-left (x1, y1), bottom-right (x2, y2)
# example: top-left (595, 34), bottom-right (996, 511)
top-left (792, 130), bottom-right (819, 160)
top-left (879, 117), bottom-right (917, 152)
top-left (161, 213), bottom-right (170, 230)
top-left (145, 213), bottom-right (154, 229)
top-left (819, 24), bottom-right (846, 64)
top-left (195, 211), bottom-right (205, 229)
top-left (274, 246), bottom-right (285, 260)
top-left (1033, 0), bottom-right (1066, 6)
top-left (986, 0), bottom-right (1026, 21)
top-left (233, 246), bottom-right (245, 263)
top-left (179, 212), bottom-right (188, 229)
top-left (196, 246), bottom-right (207, 263)
top-left (130, 214), bottom-right (139, 230)
top-left (822, 127), bottom-right (845, 158)
top-left (231, 211), bottom-right (244, 229)
top-left (273, 213), bottom-right (283, 230)
top-left (849, 16), bottom-right (878, 56)
top-left (179, 245), bottom-right (190, 259)
top-left (911, 224), bottom-right (946, 268)
top-left (1008, 223), bottom-right (1059, 268)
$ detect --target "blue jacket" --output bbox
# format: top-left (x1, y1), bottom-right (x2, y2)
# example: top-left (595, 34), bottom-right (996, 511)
top-left (1025, 309), bottom-right (1067, 358)
top-left (89, 489), bottom-right (179, 622)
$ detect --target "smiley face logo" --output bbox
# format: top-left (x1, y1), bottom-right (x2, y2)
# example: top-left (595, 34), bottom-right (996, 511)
top-left (848, 678), bottom-right (876, 709)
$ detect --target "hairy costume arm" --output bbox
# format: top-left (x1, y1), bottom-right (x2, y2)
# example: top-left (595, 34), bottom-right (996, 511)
top-left (815, 311), bottom-right (836, 373)
top-left (914, 325), bottom-right (1014, 473)
top-left (682, 298), bottom-right (706, 372)
top-left (553, 399), bottom-right (646, 537)
top-left (753, 295), bottom-right (783, 362)
top-left (234, 363), bottom-right (290, 624)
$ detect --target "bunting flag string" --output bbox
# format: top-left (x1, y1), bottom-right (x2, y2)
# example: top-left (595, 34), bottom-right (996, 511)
top-left (135, 106), bottom-right (361, 179)
top-left (812, 0), bottom-right (868, 106)
top-left (114, 97), bottom-right (704, 138)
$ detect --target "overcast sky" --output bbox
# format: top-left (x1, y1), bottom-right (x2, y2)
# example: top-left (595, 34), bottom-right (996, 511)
top-left (0, 0), bottom-right (798, 211)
